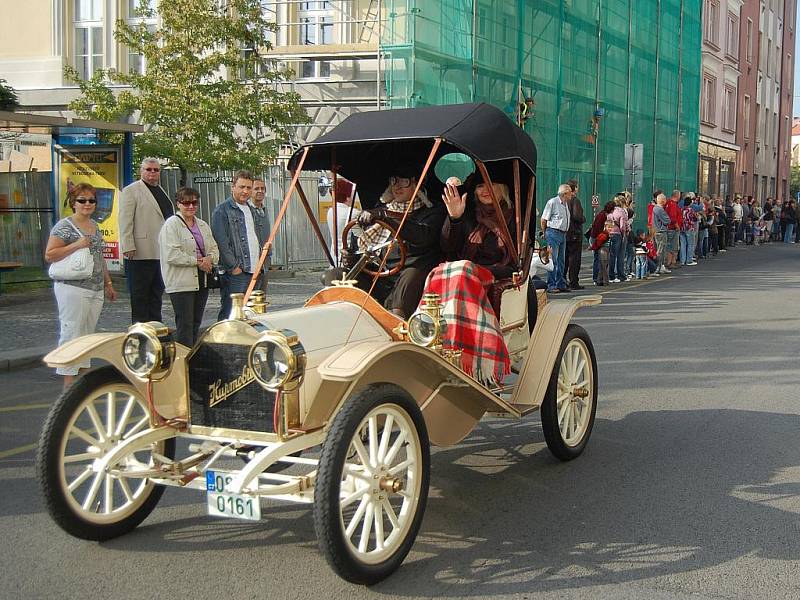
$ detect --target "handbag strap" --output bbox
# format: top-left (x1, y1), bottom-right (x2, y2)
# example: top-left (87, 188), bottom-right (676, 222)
top-left (175, 215), bottom-right (206, 257)
top-left (66, 217), bottom-right (87, 238)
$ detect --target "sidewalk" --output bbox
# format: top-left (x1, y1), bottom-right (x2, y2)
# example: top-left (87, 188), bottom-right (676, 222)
top-left (0, 244), bottom-right (774, 371)
top-left (0, 270), bottom-right (322, 371)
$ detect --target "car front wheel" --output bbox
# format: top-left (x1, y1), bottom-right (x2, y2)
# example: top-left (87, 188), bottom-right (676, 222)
top-left (36, 366), bottom-right (174, 541)
top-left (313, 383), bottom-right (430, 585)
top-left (540, 324), bottom-right (598, 461)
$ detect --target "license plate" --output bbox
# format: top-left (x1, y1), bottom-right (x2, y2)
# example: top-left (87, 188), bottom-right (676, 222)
top-left (206, 470), bottom-right (261, 521)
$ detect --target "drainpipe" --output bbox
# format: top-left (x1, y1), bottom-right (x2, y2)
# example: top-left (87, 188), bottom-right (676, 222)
top-left (651, 0), bottom-right (662, 192)
top-left (592, 0), bottom-right (602, 198)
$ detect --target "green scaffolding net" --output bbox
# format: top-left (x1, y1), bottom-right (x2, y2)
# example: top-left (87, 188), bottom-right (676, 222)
top-left (382, 0), bottom-right (701, 233)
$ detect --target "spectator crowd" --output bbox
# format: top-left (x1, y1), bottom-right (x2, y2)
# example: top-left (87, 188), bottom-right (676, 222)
top-left (544, 185), bottom-right (799, 291)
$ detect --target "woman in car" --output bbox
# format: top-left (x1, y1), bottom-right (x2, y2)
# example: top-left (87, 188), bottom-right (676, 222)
top-left (440, 178), bottom-right (515, 279)
top-left (420, 177), bottom-right (516, 386)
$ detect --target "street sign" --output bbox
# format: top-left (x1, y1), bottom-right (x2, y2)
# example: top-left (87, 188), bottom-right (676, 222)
top-left (624, 143), bottom-right (644, 191)
top-left (591, 195), bottom-right (599, 207)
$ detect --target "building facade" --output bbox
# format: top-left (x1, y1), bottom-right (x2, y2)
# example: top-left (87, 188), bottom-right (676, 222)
top-left (0, 1), bottom-right (383, 148)
top-left (726, 0), bottom-right (797, 203)
top-left (381, 0), bottom-right (702, 228)
top-left (698, 0), bottom-right (742, 201)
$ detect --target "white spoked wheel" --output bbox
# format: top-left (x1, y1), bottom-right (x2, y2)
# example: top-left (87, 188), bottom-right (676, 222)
top-left (314, 384), bottom-right (430, 585)
top-left (37, 366), bottom-right (174, 540)
top-left (541, 324), bottom-right (598, 461)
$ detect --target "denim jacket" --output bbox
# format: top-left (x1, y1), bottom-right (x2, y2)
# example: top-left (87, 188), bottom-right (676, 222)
top-left (211, 197), bottom-right (270, 273)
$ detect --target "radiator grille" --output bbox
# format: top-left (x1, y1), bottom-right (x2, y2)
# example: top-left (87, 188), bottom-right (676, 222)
top-left (188, 341), bottom-right (275, 432)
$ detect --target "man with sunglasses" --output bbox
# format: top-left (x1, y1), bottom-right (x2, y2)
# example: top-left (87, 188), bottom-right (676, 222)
top-left (324, 164), bottom-right (444, 318)
top-left (120, 157), bottom-right (174, 323)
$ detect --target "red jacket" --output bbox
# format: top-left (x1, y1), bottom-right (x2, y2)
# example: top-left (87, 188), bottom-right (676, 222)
top-left (665, 199), bottom-right (681, 230)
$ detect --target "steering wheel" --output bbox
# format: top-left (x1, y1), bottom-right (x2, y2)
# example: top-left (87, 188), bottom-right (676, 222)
top-left (341, 218), bottom-right (407, 278)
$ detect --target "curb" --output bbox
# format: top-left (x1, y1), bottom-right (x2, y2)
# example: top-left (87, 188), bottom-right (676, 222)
top-left (0, 345), bottom-right (50, 373)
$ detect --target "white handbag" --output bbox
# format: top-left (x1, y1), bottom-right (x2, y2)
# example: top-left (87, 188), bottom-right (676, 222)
top-left (48, 219), bottom-right (94, 281)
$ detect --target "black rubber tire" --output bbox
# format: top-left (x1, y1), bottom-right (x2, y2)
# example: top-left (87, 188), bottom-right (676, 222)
top-left (313, 383), bottom-right (430, 585)
top-left (36, 366), bottom-right (175, 541)
top-left (527, 283), bottom-right (539, 334)
top-left (540, 324), bottom-right (598, 461)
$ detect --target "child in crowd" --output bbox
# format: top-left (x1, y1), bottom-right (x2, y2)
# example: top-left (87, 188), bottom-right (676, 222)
top-left (590, 221), bottom-right (612, 286)
top-left (634, 229), bottom-right (649, 279)
top-left (530, 243), bottom-right (554, 290)
top-left (645, 234), bottom-right (659, 276)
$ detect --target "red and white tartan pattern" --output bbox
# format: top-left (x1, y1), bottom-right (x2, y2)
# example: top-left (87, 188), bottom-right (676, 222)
top-left (422, 260), bottom-right (511, 386)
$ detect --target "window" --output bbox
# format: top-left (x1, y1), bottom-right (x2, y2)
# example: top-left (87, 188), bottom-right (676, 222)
top-left (746, 18), bottom-right (753, 62)
top-left (743, 95), bottom-right (751, 139)
top-left (127, 2), bottom-right (157, 74)
top-left (726, 13), bottom-right (739, 60)
top-left (240, 2), bottom-right (277, 80)
top-left (73, 0), bottom-right (103, 80)
top-left (298, 1), bottom-right (332, 78)
top-left (722, 86), bottom-right (736, 131)
top-left (701, 74), bottom-right (716, 125)
top-left (703, 0), bottom-right (720, 46)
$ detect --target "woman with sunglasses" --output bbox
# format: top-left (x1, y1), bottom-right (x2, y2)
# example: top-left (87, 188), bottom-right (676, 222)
top-left (158, 187), bottom-right (220, 346)
top-left (45, 183), bottom-right (117, 389)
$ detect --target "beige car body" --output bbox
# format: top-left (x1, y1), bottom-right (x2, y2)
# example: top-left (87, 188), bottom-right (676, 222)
top-left (44, 285), bottom-right (600, 449)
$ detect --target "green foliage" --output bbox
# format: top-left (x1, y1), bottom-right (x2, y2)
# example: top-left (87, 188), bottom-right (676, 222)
top-left (0, 78), bottom-right (20, 111)
top-left (790, 165), bottom-right (800, 201)
top-left (65, 0), bottom-right (306, 175)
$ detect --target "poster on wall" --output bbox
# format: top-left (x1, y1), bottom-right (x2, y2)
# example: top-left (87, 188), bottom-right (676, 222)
top-left (55, 146), bottom-right (122, 272)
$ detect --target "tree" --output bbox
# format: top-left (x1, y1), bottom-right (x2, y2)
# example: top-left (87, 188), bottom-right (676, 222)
top-left (66, 0), bottom-right (306, 183)
top-left (0, 79), bottom-right (20, 111)
top-left (791, 164), bottom-right (800, 201)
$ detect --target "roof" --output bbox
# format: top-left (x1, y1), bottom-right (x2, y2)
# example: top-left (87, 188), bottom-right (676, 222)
top-left (288, 103), bottom-right (537, 175)
top-left (0, 111), bottom-right (144, 134)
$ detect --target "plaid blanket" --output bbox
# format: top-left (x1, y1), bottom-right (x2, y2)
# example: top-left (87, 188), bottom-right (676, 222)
top-left (422, 260), bottom-right (510, 386)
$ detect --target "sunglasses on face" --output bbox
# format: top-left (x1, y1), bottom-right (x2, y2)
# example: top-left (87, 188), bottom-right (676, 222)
top-left (74, 197), bottom-right (97, 204)
top-left (179, 200), bottom-right (199, 206)
top-left (389, 176), bottom-right (413, 188)
top-left (144, 167), bottom-right (160, 173)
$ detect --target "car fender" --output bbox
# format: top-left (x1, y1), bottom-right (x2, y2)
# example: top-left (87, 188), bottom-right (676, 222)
top-left (43, 333), bottom-right (191, 420)
top-left (510, 294), bottom-right (601, 408)
top-left (309, 341), bottom-right (521, 447)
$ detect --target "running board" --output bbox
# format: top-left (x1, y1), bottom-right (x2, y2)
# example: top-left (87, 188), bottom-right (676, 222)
top-left (486, 403), bottom-right (539, 418)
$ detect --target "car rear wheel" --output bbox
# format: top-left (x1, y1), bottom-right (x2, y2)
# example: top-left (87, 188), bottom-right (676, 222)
top-left (540, 325), bottom-right (598, 461)
top-left (313, 383), bottom-right (430, 585)
top-left (36, 366), bottom-right (174, 541)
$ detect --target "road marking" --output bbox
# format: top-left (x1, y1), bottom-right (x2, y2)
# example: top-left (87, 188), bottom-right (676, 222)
top-left (0, 403), bottom-right (51, 413)
top-left (0, 443), bottom-right (38, 460)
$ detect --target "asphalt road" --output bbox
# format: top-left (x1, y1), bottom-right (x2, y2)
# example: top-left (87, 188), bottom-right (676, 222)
top-left (2, 243), bottom-right (800, 599)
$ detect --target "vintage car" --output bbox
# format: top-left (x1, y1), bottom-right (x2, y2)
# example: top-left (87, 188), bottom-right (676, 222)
top-left (37, 103), bottom-right (600, 585)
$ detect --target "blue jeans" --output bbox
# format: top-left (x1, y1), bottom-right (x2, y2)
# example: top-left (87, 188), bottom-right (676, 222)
top-left (608, 233), bottom-right (626, 281)
top-left (635, 255), bottom-right (647, 279)
top-left (218, 271), bottom-right (263, 321)
top-left (625, 240), bottom-right (635, 276)
top-left (545, 228), bottom-right (567, 290)
top-left (679, 231), bottom-right (691, 264)
top-left (784, 223), bottom-right (796, 243)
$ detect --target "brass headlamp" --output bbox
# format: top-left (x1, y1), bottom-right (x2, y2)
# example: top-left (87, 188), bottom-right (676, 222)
top-left (407, 293), bottom-right (447, 348)
top-left (121, 321), bottom-right (175, 380)
top-left (248, 329), bottom-right (306, 391)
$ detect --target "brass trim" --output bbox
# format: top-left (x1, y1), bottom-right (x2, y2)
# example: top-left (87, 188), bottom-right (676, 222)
top-left (122, 321), bottom-right (174, 381)
top-left (407, 293), bottom-right (446, 348)
top-left (248, 329), bottom-right (307, 391)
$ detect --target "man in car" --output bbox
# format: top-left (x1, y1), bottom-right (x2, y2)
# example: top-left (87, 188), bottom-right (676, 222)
top-left (324, 164), bottom-right (445, 319)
